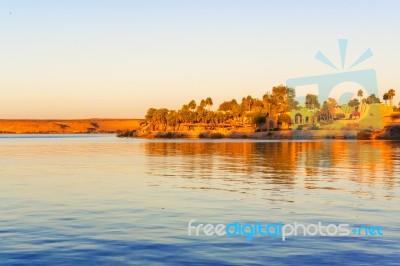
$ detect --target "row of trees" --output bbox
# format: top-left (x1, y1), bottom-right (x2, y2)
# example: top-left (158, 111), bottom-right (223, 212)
top-left (301, 89), bottom-right (394, 111)
top-left (143, 86), bottom-right (397, 131)
top-left (301, 94), bottom-right (341, 121)
top-left (144, 85), bottom-right (297, 131)
top-left (349, 89), bottom-right (396, 107)
top-left (383, 89), bottom-right (396, 106)
top-left (347, 90), bottom-right (381, 107)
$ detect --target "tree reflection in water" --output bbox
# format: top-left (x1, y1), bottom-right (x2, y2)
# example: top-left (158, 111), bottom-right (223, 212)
top-left (144, 140), bottom-right (398, 201)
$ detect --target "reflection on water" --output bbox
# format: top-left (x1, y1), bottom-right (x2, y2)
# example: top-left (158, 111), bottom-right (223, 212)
top-left (0, 135), bottom-right (399, 265)
top-left (145, 141), bottom-right (398, 199)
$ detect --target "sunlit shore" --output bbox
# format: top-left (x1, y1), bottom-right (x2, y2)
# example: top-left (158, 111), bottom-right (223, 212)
top-left (119, 123), bottom-right (400, 140)
top-left (2, 117), bottom-right (400, 140)
top-left (127, 85), bottom-right (400, 140)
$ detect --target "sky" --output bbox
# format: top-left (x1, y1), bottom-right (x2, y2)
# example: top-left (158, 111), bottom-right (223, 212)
top-left (1, 0), bottom-right (399, 119)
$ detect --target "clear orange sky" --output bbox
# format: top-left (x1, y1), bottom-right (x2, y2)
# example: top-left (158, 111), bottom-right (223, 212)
top-left (1, 0), bottom-right (399, 119)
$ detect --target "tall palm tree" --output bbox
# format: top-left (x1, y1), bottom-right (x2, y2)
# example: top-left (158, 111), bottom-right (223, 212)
top-left (383, 93), bottom-right (389, 105)
top-left (246, 95), bottom-right (254, 111)
top-left (215, 112), bottom-right (224, 125)
top-left (387, 89), bottom-right (396, 106)
top-left (262, 92), bottom-right (271, 113)
top-left (327, 98), bottom-right (338, 119)
top-left (196, 106), bottom-right (206, 123)
top-left (145, 108), bottom-right (158, 130)
top-left (167, 110), bottom-right (178, 131)
top-left (206, 111), bottom-right (216, 129)
top-left (156, 108), bottom-right (169, 131)
top-left (188, 100), bottom-right (197, 112)
top-left (357, 89), bottom-right (363, 103)
top-left (232, 104), bottom-right (243, 123)
top-left (200, 99), bottom-right (206, 108)
top-left (205, 97), bottom-right (213, 111)
top-left (180, 105), bottom-right (190, 123)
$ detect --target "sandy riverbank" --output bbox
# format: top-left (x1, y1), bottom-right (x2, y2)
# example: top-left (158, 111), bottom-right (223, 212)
top-left (0, 119), bottom-right (143, 134)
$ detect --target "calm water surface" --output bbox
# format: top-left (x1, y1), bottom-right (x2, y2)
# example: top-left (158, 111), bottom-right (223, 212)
top-left (0, 134), bottom-right (399, 265)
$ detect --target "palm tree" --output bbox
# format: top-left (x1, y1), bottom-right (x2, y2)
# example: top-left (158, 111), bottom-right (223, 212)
top-left (206, 111), bottom-right (216, 129)
top-left (262, 92), bottom-right (271, 113)
top-left (196, 106), bottom-right (206, 123)
top-left (200, 99), bottom-right (206, 108)
top-left (177, 110), bottom-right (185, 130)
top-left (246, 95), bottom-right (254, 111)
top-left (167, 110), bottom-right (178, 131)
top-left (180, 105), bottom-right (190, 123)
top-left (383, 93), bottom-right (389, 105)
top-left (357, 89), bottom-right (363, 103)
top-left (232, 104), bottom-right (243, 123)
top-left (218, 99), bottom-right (238, 112)
top-left (327, 98), bottom-right (338, 120)
top-left (215, 112), bottom-right (224, 125)
top-left (188, 100), bottom-right (197, 112)
top-left (156, 108), bottom-right (169, 131)
top-left (387, 89), bottom-right (395, 106)
top-left (205, 97), bottom-right (213, 111)
top-left (145, 108), bottom-right (158, 130)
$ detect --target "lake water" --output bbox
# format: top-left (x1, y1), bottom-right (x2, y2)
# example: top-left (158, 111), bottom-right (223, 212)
top-left (0, 134), bottom-right (399, 265)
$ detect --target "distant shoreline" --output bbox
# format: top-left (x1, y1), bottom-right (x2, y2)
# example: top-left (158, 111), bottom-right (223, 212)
top-left (0, 119), bottom-right (143, 134)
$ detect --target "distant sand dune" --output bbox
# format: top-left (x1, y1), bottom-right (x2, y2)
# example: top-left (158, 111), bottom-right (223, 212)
top-left (0, 119), bottom-right (143, 134)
